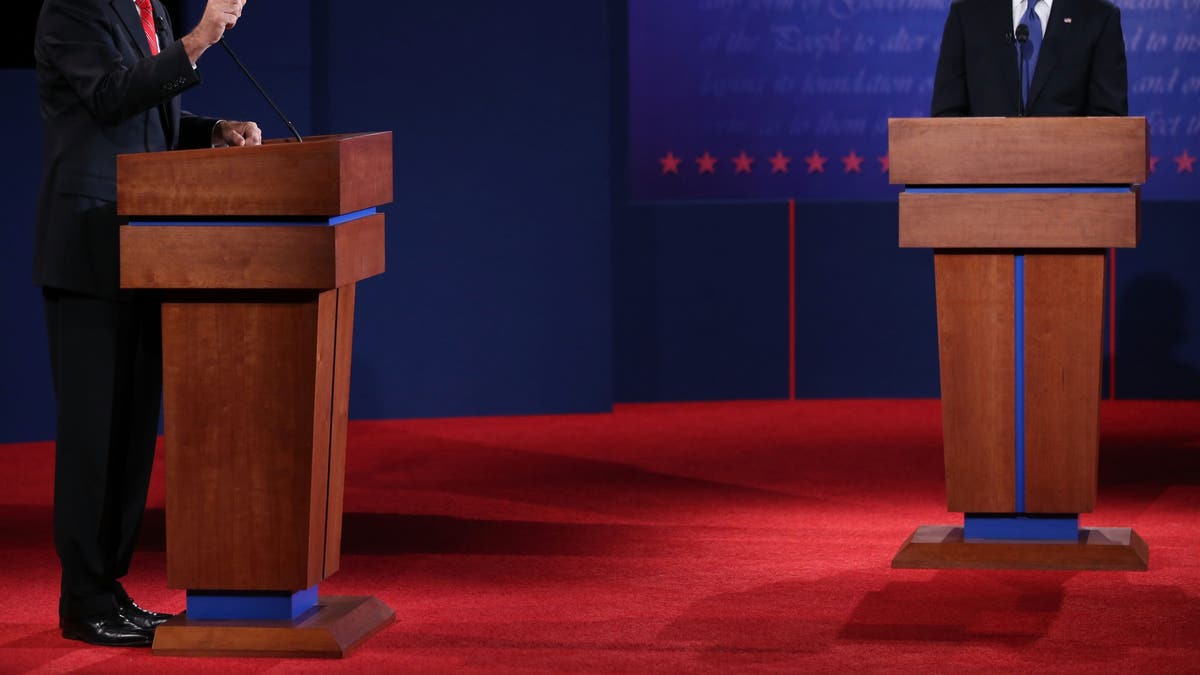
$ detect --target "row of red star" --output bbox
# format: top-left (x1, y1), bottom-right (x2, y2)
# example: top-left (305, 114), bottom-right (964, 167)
top-left (658, 150), bottom-right (1198, 175)
top-left (658, 150), bottom-right (883, 175)
top-left (1148, 153), bottom-right (1197, 174)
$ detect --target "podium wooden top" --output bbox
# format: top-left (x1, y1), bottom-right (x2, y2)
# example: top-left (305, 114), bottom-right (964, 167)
top-left (117, 132), bottom-right (393, 217)
top-left (888, 117), bottom-right (1148, 186)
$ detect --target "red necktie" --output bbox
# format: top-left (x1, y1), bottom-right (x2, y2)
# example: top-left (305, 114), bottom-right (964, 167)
top-left (135, 0), bottom-right (160, 55)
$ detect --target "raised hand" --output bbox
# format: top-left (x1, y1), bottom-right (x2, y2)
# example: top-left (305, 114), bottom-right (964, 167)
top-left (182, 0), bottom-right (247, 64)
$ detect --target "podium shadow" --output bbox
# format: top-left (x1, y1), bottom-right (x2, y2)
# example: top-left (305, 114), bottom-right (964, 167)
top-left (837, 570), bottom-right (1072, 646)
top-left (136, 508), bottom-right (742, 558)
top-left (339, 513), bottom-right (715, 557)
top-left (657, 569), bottom-right (1200, 664)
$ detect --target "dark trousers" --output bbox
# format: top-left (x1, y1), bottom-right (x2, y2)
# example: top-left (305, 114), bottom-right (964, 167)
top-left (43, 287), bottom-right (162, 620)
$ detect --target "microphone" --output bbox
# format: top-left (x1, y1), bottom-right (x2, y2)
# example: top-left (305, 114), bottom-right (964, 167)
top-left (217, 38), bottom-right (303, 143)
top-left (1015, 24), bottom-right (1030, 117)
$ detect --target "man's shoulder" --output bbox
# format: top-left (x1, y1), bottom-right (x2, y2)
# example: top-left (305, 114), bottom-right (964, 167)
top-left (38, 0), bottom-right (115, 30)
top-left (41, 0), bottom-right (111, 14)
top-left (44, 0), bottom-right (110, 9)
top-left (1073, 0), bottom-right (1122, 16)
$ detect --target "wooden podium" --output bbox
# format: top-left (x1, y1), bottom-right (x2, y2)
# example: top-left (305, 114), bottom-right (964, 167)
top-left (117, 132), bottom-right (396, 656)
top-left (888, 118), bottom-right (1150, 571)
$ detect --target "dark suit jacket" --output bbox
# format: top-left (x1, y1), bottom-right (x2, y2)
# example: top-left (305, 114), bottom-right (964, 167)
top-left (34, 0), bottom-right (220, 297)
top-left (931, 0), bottom-right (1128, 117)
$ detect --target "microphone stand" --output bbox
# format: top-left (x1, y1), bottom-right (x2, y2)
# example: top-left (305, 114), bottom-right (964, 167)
top-left (218, 38), bottom-right (303, 143)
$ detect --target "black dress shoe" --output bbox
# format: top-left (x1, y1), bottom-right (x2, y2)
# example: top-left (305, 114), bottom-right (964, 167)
top-left (61, 611), bottom-right (153, 647)
top-left (117, 597), bottom-right (174, 630)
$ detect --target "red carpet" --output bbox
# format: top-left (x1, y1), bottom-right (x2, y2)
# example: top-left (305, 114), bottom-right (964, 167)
top-left (2, 400), bottom-right (1199, 673)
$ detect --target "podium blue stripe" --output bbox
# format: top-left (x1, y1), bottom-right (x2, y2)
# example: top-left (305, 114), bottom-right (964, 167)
top-left (186, 585), bottom-right (319, 621)
top-left (1015, 253), bottom-right (1026, 513)
top-left (904, 186), bottom-right (1132, 194)
top-left (129, 207), bottom-right (377, 227)
top-left (964, 515), bottom-right (1079, 541)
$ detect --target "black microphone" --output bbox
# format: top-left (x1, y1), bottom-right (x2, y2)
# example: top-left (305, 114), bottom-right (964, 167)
top-left (217, 38), bottom-right (303, 143)
top-left (1015, 24), bottom-right (1030, 117)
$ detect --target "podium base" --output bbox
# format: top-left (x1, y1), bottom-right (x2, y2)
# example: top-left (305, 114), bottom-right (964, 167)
top-left (892, 525), bottom-right (1149, 571)
top-left (152, 595), bottom-right (395, 658)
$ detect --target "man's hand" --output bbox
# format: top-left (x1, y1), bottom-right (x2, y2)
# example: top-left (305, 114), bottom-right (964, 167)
top-left (213, 120), bottom-right (262, 147)
top-left (181, 0), bottom-right (247, 65)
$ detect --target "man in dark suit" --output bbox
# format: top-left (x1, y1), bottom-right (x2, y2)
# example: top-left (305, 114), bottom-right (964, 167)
top-left (931, 0), bottom-right (1128, 117)
top-left (34, 0), bottom-right (261, 647)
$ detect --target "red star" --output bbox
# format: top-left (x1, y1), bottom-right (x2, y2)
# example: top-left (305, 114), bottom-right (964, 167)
top-left (1175, 150), bottom-right (1196, 174)
top-left (803, 150), bottom-right (827, 174)
top-left (768, 151), bottom-right (791, 174)
top-left (878, 155), bottom-right (890, 173)
top-left (659, 152), bottom-right (681, 175)
top-left (732, 151), bottom-right (755, 174)
top-left (842, 150), bottom-right (864, 174)
top-left (696, 151), bottom-right (718, 175)
top-left (1149, 156), bottom-right (1159, 174)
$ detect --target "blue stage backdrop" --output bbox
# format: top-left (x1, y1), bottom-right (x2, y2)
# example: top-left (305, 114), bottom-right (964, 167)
top-left (3, 1), bottom-right (1199, 443)
top-left (629, 0), bottom-right (1199, 202)
top-left (0, 1), bottom-right (617, 443)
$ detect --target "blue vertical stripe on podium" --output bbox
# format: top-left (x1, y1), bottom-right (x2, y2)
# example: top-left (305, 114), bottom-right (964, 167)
top-left (1015, 253), bottom-right (1026, 513)
top-left (187, 585), bottom-right (319, 621)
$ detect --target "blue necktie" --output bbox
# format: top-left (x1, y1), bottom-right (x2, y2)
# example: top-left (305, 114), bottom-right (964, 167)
top-left (1019, 0), bottom-right (1044, 107)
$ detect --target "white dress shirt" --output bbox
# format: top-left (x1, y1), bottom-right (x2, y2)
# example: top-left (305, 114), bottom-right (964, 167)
top-left (1014, 0), bottom-right (1054, 38)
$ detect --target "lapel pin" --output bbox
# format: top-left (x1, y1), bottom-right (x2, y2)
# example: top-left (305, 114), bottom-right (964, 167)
top-left (1064, 17), bottom-right (1073, 23)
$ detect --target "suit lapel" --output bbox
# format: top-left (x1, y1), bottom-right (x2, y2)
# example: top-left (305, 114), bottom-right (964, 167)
top-left (991, 0), bottom-right (1021, 116)
top-left (1026, 0), bottom-right (1073, 111)
top-left (111, 0), bottom-right (152, 59)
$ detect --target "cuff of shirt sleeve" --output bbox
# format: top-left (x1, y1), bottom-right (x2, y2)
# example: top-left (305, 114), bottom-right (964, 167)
top-left (211, 120), bottom-right (227, 148)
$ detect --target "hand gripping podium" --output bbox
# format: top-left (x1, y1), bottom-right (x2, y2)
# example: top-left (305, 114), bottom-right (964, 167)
top-left (117, 132), bottom-right (396, 656)
top-left (888, 118), bottom-right (1150, 571)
